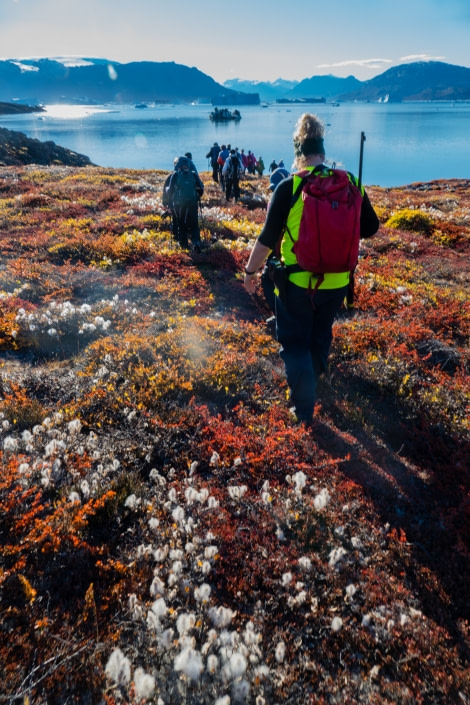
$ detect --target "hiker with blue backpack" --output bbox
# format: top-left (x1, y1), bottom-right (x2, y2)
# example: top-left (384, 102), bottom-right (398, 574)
top-left (222, 149), bottom-right (243, 203)
top-left (243, 113), bottom-right (379, 428)
top-left (162, 155), bottom-right (204, 253)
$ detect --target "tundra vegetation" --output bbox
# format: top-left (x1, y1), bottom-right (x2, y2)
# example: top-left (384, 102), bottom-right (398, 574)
top-left (0, 165), bottom-right (469, 704)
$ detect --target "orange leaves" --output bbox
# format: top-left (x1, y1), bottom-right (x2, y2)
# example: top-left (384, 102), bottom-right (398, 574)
top-left (0, 166), bottom-right (469, 704)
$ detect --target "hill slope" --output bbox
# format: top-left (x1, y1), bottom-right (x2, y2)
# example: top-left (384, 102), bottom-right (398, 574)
top-left (0, 167), bottom-right (468, 703)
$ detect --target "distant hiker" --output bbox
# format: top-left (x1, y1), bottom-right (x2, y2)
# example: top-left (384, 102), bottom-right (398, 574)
top-left (243, 113), bottom-right (379, 427)
top-left (162, 155), bottom-right (204, 252)
top-left (240, 149), bottom-right (249, 173)
top-left (222, 149), bottom-right (243, 202)
top-left (256, 156), bottom-right (265, 176)
top-left (217, 144), bottom-right (230, 190)
top-left (185, 152), bottom-right (198, 173)
top-left (269, 159), bottom-right (278, 173)
top-left (269, 165), bottom-right (290, 191)
top-left (206, 142), bottom-right (220, 182)
top-left (247, 150), bottom-right (258, 174)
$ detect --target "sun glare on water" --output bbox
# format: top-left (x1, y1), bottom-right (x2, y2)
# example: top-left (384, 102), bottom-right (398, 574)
top-left (44, 105), bottom-right (109, 119)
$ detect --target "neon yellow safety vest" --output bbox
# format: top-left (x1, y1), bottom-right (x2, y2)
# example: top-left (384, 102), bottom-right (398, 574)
top-left (280, 166), bottom-right (362, 290)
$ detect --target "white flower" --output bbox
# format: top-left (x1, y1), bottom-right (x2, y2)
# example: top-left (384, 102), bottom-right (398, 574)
top-left (174, 647), bottom-right (203, 681)
top-left (292, 471), bottom-right (306, 493)
top-left (275, 641), bottom-right (286, 663)
top-left (150, 575), bottom-right (165, 596)
top-left (204, 545), bottom-right (218, 559)
top-left (229, 652), bottom-right (247, 679)
top-left (105, 648), bottom-right (131, 686)
top-left (67, 418), bottom-right (82, 433)
top-left (185, 487), bottom-right (199, 505)
top-left (207, 654), bottom-right (219, 673)
top-left (331, 616), bottom-right (343, 632)
top-left (124, 494), bottom-right (139, 509)
top-left (214, 697), bottom-right (231, 705)
top-left (210, 451), bottom-right (220, 466)
top-left (194, 583), bottom-right (211, 603)
top-left (151, 597), bottom-right (168, 619)
top-left (134, 668), bottom-right (155, 700)
top-left (172, 506), bottom-right (185, 523)
top-left (208, 605), bottom-right (235, 628)
top-left (231, 679), bottom-right (250, 702)
top-left (298, 556), bottom-right (312, 571)
top-left (148, 517), bottom-right (160, 531)
top-left (314, 487), bottom-right (330, 510)
top-left (68, 491), bottom-right (81, 504)
top-left (177, 612), bottom-right (196, 635)
top-left (281, 572), bottom-right (292, 586)
top-left (3, 436), bottom-right (18, 452)
top-left (228, 485), bottom-right (247, 500)
top-left (328, 547), bottom-right (347, 567)
top-left (171, 560), bottom-right (183, 575)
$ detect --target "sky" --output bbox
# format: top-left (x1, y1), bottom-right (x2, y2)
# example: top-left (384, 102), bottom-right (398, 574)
top-left (1, 0), bottom-right (469, 84)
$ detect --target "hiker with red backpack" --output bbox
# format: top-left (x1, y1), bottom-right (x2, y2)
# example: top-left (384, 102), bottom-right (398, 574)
top-left (243, 113), bottom-right (379, 427)
top-left (162, 155), bottom-right (204, 253)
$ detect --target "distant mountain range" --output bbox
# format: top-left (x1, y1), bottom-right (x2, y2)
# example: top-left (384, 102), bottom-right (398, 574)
top-left (227, 61), bottom-right (470, 103)
top-left (0, 58), bottom-right (259, 106)
top-left (0, 57), bottom-right (469, 106)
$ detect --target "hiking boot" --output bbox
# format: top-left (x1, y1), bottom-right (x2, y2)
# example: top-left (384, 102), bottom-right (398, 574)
top-left (289, 406), bottom-right (314, 430)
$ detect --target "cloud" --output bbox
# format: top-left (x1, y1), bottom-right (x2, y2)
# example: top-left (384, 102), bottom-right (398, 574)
top-left (400, 53), bottom-right (446, 62)
top-left (317, 58), bottom-right (393, 71)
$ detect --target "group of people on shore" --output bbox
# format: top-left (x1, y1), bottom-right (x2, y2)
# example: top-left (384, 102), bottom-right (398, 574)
top-left (206, 143), bottom-right (266, 184)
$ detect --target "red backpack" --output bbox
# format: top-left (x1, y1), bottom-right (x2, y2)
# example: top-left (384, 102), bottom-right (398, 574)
top-left (286, 166), bottom-right (363, 290)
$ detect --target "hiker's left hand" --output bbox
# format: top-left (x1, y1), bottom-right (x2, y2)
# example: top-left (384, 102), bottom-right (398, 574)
top-left (244, 272), bottom-right (258, 294)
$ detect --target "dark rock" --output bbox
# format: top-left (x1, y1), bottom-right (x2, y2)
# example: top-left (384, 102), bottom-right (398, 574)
top-left (0, 126), bottom-right (95, 166)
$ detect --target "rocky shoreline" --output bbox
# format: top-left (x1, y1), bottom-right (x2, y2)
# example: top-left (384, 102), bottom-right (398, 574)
top-left (0, 125), bottom-right (94, 167)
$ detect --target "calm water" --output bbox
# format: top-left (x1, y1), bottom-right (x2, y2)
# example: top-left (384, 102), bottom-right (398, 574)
top-left (1, 102), bottom-right (469, 187)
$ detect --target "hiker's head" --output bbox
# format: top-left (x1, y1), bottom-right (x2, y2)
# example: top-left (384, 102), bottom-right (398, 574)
top-left (174, 155), bottom-right (190, 171)
top-left (293, 113), bottom-right (325, 168)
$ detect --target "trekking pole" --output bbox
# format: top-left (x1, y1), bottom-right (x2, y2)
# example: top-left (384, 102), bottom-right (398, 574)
top-left (348, 131), bottom-right (366, 311)
top-left (358, 131), bottom-right (366, 187)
